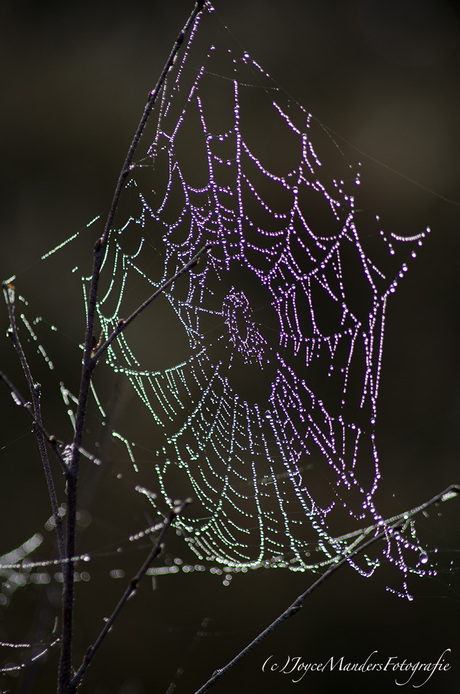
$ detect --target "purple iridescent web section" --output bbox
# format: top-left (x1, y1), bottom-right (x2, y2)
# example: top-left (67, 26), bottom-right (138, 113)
top-left (99, 7), bottom-right (430, 580)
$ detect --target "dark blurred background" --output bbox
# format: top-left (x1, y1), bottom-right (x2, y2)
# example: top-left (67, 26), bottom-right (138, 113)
top-left (1, 1), bottom-right (460, 692)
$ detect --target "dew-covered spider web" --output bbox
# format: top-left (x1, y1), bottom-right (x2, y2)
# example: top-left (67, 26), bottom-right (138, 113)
top-left (6, 1), bottom-right (456, 602)
top-left (77, 1), bottom-right (441, 593)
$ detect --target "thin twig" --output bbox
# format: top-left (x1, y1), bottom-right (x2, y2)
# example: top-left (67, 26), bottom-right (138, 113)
top-left (0, 367), bottom-right (102, 477)
top-left (58, 3), bottom-right (208, 691)
top-left (2, 282), bottom-right (66, 565)
top-left (0, 369), bottom-right (69, 475)
top-left (193, 484), bottom-right (460, 694)
top-left (99, 0), bottom-right (207, 254)
top-left (91, 242), bottom-right (211, 363)
top-left (70, 499), bottom-right (191, 690)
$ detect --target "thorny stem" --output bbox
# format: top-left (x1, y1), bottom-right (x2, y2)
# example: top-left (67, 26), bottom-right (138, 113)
top-left (1, 283), bottom-right (66, 565)
top-left (70, 500), bottom-right (191, 690)
top-left (57, 2), bottom-right (207, 692)
top-left (193, 484), bottom-right (460, 694)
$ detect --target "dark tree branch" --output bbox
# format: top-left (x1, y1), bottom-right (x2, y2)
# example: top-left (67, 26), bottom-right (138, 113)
top-left (193, 484), bottom-right (460, 694)
top-left (57, 3), bottom-right (208, 691)
top-left (99, 0), bottom-right (207, 255)
top-left (2, 282), bottom-right (66, 565)
top-left (91, 242), bottom-right (211, 364)
top-left (70, 499), bottom-right (191, 690)
top-left (0, 368), bottom-right (68, 475)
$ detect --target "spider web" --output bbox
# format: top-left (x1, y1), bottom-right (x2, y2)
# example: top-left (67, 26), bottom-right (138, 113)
top-left (75, 1), bottom-right (436, 592)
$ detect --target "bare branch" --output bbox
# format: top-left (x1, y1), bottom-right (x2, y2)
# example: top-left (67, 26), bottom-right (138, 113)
top-left (58, 4), bottom-right (208, 690)
top-left (91, 242), bottom-right (211, 363)
top-left (98, 0), bottom-right (207, 254)
top-left (70, 499), bottom-right (192, 690)
top-left (193, 484), bottom-right (460, 694)
top-left (0, 369), bottom-right (69, 475)
top-left (2, 282), bottom-right (66, 564)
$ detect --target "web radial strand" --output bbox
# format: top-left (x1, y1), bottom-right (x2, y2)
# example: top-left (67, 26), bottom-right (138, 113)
top-left (94, 4), bottom-right (431, 580)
